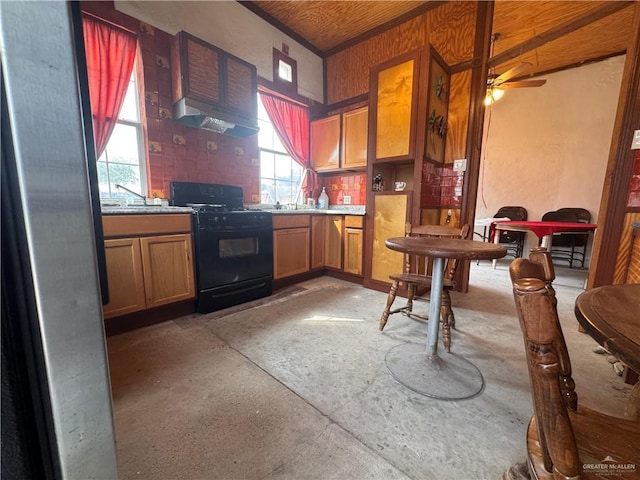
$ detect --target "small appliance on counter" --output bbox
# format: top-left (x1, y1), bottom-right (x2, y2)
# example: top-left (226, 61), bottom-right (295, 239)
top-left (170, 181), bottom-right (273, 313)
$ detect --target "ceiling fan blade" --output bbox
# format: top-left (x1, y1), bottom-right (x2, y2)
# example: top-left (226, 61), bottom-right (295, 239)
top-left (500, 79), bottom-right (547, 89)
top-left (493, 62), bottom-right (533, 86)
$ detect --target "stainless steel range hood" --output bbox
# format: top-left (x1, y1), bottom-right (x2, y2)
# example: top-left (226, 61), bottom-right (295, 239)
top-left (173, 97), bottom-right (259, 137)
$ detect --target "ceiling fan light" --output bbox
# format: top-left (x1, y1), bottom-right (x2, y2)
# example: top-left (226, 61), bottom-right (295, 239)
top-left (491, 88), bottom-right (505, 101)
top-left (484, 90), bottom-right (493, 106)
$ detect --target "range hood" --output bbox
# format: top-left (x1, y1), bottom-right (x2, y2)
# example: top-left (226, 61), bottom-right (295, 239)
top-left (173, 97), bottom-right (259, 138)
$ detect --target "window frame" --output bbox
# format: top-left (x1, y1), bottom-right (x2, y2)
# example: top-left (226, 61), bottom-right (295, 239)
top-left (97, 64), bottom-right (147, 200)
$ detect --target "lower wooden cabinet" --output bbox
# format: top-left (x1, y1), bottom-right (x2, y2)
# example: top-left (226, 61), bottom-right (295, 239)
top-left (273, 215), bottom-right (311, 279)
top-left (272, 213), bottom-right (364, 280)
top-left (103, 238), bottom-right (147, 318)
top-left (102, 214), bottom-right (195, 319)
top-left (311, 215), bottom-right (325, 269)
top-left (103, 233), bottom-right (195, 318)
top-left (325, 215), bottom-right (343, 270)
top-left (344, 227), bottom-right (363, 275)
top-left (140, 234), bottom-right (196, 308)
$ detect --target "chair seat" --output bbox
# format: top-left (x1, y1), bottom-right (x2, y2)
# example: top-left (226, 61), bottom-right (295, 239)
top-left (388, 272), bottom-right (455, 289)
top-left (527, 406), bottom-right (640, 479)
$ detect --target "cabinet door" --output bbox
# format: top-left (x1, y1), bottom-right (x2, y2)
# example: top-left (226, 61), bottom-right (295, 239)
top-left (311, 215), bottom-right (326, 269)
top-left (310, 115), bottom-right (340, 171)
top-left (344, 227), bottom-right (363, 275)
top-left (225, 54), bottom-right (257, 120)
top-left (371, 194), bottom-right (409, 283)
top-left (373, 54), bottom-right (419, 161)
top-left (103, 238), bottom-right (146, 318)
top-left (341, 106), bottom-right (368, 169)
top-left (171, 32), bottom-right (221, 106)
top-left (273, 228), bottom-right (310, 279)
top-left (139, 234), bottom-right (196, 309)
top-left (325, 216), bottom-right (343, 270)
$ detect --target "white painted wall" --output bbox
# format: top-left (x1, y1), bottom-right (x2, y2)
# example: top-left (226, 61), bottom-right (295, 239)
top-left (115, 1), bottom-right (324, 102)
top-left (475, 55), bottom-right (625, 254)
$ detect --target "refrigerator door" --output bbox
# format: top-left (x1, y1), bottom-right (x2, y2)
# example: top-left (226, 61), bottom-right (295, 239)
top-left (1, 2), bottom-right (118, 478)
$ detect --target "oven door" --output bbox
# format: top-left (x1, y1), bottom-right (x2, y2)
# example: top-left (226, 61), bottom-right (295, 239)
top-left (194, 223), bottom-right (273, 313)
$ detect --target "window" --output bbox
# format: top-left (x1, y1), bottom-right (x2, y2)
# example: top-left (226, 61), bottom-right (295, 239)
top-left (97, 67), bottom-right (146, 199)
top-left (258, 99), bottom-right (304, 205)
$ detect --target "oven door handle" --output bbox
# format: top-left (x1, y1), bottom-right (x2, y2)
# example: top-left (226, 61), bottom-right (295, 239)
top-left (198, 225), bottom-right (273, 233)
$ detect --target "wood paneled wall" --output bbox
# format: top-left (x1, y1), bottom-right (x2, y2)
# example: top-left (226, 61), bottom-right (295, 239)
top-left (326, 2), bottom-right (477, 105)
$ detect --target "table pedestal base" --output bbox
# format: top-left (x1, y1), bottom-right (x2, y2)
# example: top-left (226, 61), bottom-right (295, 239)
top-left (385, 343), bottom-right (484, 400)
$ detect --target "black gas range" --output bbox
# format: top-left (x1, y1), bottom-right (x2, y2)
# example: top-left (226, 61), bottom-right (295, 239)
top-left (170, 181), bottom-right (273, 314)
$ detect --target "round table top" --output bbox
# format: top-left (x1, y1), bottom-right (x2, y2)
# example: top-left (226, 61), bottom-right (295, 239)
top-left (575, 283), bottom-right (640, 373)
top-left (385, 236), bottom-right (507, 260)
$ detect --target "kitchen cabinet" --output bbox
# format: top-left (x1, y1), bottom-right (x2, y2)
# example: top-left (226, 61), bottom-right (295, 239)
top-left (341, 106), bottom-right (368, 169)
top-left (273, 215), bottom-right (310, 279)
top-left (325, 215), bottom-right (343, 270)
top-left (171, 30), bottom-right (257, 122)
top-left (311, 215), bottom-right (325, 269)
top-left (344, 216), bottom-right (364, 275)
top-left (310, 114), bottom-right (341, 171)
top-left (311, 107), bottom-right (368, 173)
top-left (103, 238), bottom-right (146, 318)
top-left (102, 214), bottom-right (195, 319)
top-left (370, 193), bottom-right (410, 284)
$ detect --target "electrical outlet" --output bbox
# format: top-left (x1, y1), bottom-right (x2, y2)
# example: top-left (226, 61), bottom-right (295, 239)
top-left (453, 159), bottom-right (467, 172)
top-left (632, 130), bottom-right (640, 150)
top-left (343, 195), bottom-right (351, 205)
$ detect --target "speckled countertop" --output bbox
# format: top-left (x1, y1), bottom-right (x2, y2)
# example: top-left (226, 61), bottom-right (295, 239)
top-left (101, 205), bottom-right (366, 216)
top-left (101, 205), bottom-right (194, 215)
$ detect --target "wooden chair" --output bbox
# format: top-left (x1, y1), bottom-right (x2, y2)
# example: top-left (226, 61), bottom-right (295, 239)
top-left (378, 223), bottom-right (471, 352)
top-left (508, 249), bottom-right (639, 479)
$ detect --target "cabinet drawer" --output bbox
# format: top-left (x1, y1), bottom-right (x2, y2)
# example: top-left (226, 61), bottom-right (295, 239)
top-left (344, 216), bottom-right (364, 229)
top-left (103, 214), bottom-right (192, 237)
top-left (273, 214), bottom-right (310, 229)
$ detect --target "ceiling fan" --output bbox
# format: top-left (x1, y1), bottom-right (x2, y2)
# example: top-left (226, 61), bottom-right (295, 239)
top-left (485, 35), bottom-right (546, 105)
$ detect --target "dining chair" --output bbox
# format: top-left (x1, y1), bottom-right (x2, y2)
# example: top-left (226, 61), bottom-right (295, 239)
top-left (508, 249), bottom-right (639, 479)
top-left (494, 206), bottom-right (528, 258)
top-left (378, 223), bottom-right (471, 352)
top-left (556, 207), bottom-right (591, 268)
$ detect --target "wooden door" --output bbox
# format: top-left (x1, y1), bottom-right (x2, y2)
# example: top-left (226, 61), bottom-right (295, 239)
top-left (103, 238), bottom-right (146, 318)
top-left (310, 115), bottom-right (341, 171)
top-left (341, 106), bottom-right (368, 169)
top-left (139, 234), bottom-right (195, 309)
top-left (325, 215), bottom-right (343, 270)
top-left (273, 227), bottom-right (310, 279)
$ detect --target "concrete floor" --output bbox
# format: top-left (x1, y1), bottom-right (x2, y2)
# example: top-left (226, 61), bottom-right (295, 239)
top-left (107, 260), bottom-right (633, 480)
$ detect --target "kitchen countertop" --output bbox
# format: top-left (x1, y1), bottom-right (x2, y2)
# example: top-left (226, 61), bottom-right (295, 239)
top-left (101, 205), bottom-right (194, 215)
top-left (102, 205), bottom-right (366, 216)
top-left (266, 206), bottom-right (365, 216)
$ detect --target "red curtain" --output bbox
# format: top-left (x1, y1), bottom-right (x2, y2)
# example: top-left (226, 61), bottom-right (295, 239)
top-left (82, 15), bottom-right (137, 157)
top-left (259, 92), bottom-right (318, 198)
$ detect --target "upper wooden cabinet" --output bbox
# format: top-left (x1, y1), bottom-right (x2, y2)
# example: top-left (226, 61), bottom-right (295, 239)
top-left (373, 53), bottom-right (420, 162)
top-left (310, 114), bottom-right (341, 171)
top-left (341, 106), bottom-right (368, 169)
top-left (311, 107), bottom-right (369, 172)
top-left (171, 31), bottom-right (257, 122)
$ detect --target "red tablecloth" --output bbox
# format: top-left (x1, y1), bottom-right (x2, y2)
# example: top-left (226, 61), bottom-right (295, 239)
top-left (489, 220), bottom-right (597, 242)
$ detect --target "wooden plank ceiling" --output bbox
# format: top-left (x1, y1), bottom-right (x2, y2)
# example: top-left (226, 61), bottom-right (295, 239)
top-left (242, 0), bottom-right (635, 81)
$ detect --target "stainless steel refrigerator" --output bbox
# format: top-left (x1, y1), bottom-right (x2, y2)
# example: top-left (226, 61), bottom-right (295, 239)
top-left (2, 1), bottom-right (118, 477)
